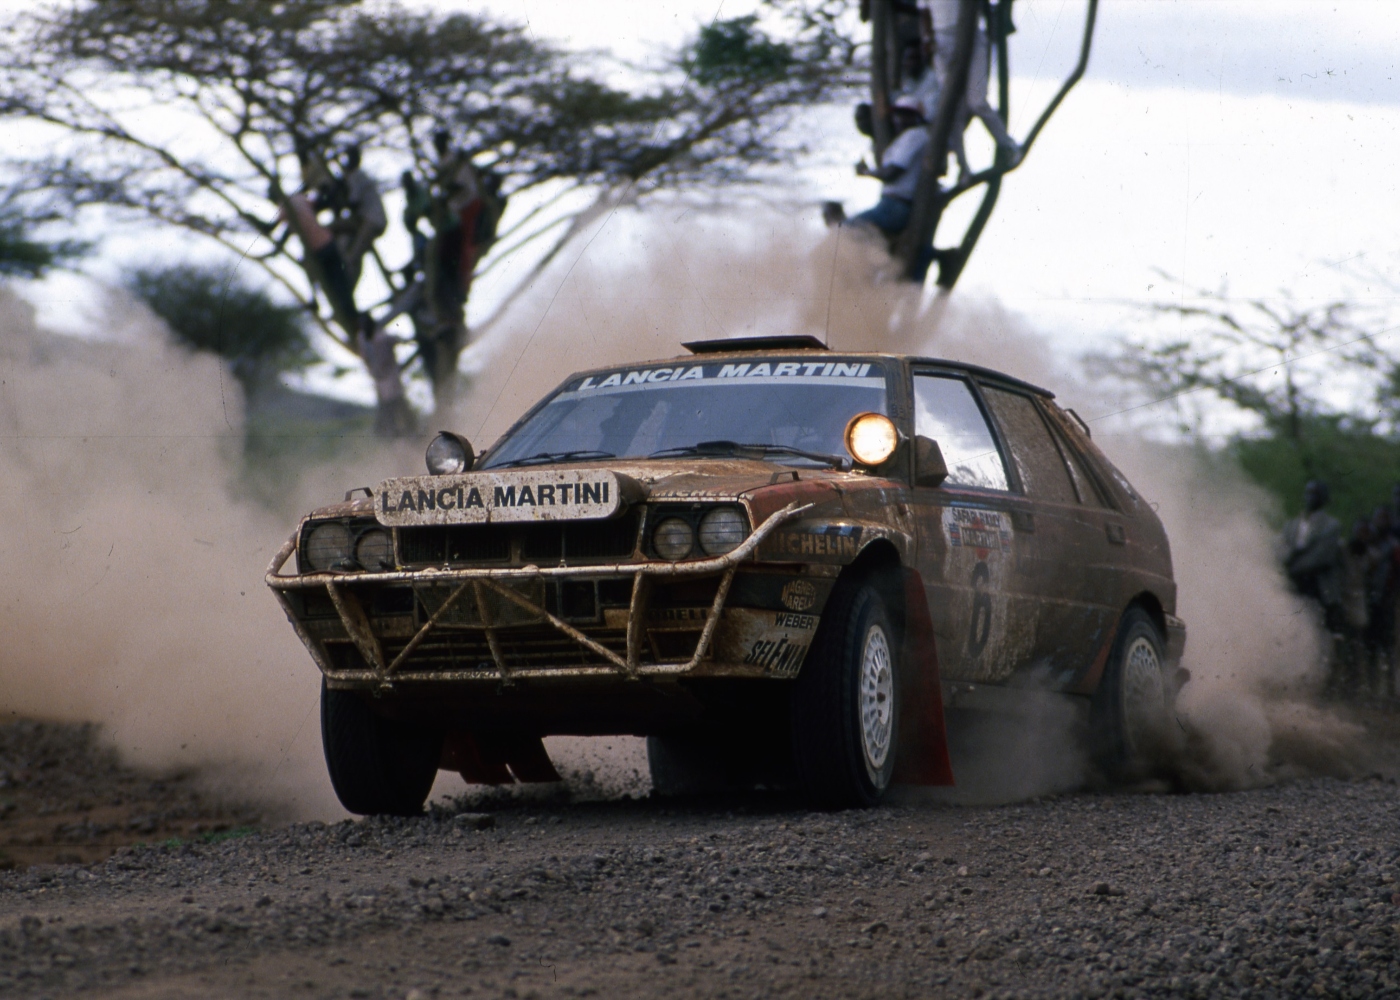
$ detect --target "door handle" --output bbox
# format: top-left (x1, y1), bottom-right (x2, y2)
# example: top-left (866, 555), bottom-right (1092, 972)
top-left (1105, 522), bottom-right (1126, 545)
top-left (1010, 510), bottom-right (1034, 533)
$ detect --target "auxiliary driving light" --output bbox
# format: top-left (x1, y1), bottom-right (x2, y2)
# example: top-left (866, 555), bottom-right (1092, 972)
top-left (844, 412), bottom-right (899, 467)
top-left (698, 508), bottom-right (748, 556)
top-left (425, 431), bottom-right (475, 475)
top-left (304, 522), bottom-right (354, 571)
top-left (653, 517), bottom-right (695, 560)
top-left (354, 528), bottom-right (395, 571)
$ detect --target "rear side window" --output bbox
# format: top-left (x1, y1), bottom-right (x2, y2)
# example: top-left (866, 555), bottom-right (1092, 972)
top-left (980, 387), bottom-right (1077, 504)
top-left (912, 375), bottom-right (1009, 490)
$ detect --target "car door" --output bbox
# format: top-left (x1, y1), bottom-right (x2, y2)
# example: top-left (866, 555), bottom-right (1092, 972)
top-left (976, 384), bottom-right (1114, 687)
top-left (908, 372), bottom-right (1036, 684)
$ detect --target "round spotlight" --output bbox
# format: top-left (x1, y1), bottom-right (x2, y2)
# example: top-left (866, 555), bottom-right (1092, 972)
top-left (304, 522), bottom-right (354, 571)
top-left (653, 517), bottom-right (695, 560)
top-left (425, 431), bottom-right (475, 475)
top-left (354, 528), bottom-right (395, 571)
top-left (844, 412), bottom-right (899, 467)
top-left (698, 508), bottom-right (748, 556)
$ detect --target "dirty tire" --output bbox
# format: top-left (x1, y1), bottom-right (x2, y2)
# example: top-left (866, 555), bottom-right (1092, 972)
top-left (1091, 607), bottom-right (1172, 782)
top-left (791, 578), bottom-right (898, 808)
top-left (320, 681), bottom-right (442, 816)
top-left (646, 736), bottom-right (728, 797)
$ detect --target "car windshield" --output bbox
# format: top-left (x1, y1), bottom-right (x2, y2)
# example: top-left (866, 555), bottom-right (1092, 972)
top-left (482, 358), bottom-right (890, 469)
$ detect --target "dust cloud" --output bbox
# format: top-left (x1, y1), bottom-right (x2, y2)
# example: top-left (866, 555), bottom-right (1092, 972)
top-left (0, 287), bottom-right (406, 819)
top-left (0, 213), bottom-right (1363, 819)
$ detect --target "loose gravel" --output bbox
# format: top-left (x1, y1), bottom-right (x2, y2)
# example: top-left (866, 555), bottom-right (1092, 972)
top-left (3, 770), bottom-right (1399, 999)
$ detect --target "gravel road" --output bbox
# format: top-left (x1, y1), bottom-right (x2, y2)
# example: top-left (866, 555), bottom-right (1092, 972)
top-left (3, 712), bottom-right (1400, 1000)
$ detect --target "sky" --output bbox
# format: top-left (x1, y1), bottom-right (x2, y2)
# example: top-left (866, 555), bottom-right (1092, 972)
top-left (6, 0), bottom-right (1400, 413)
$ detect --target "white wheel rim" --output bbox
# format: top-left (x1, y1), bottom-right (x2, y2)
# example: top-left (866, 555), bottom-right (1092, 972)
top-left (859, 624), bottom-right (894, 775)
top-left (1121, 635), bottom-right (1164, 755)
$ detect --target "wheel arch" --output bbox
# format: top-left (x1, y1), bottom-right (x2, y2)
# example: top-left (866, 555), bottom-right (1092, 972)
top-left (1128, 590), bottom-right (1167, 642)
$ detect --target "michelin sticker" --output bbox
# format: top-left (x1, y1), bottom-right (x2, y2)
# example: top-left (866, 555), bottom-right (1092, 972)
top-left (376, 470), bottom-right (634, 526)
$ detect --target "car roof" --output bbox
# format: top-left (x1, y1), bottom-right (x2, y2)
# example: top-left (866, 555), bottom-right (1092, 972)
top-left (617, 336), bottom-right (1055, 399)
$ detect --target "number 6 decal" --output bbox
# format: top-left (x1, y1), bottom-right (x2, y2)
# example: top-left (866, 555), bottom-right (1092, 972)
top-left (968, 561), bottom-right (992, 657)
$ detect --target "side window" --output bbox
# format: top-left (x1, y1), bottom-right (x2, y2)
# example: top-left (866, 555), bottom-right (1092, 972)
top-left (1048, 420), bottom-right (1109, 507)
top-left (980, 387), bottom-right (1077, 504)
top-left (912, 375), bottom-right (1010, 490)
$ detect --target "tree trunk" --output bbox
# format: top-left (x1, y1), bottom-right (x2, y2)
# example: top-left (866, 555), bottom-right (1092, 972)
top-left (892, 0), bottom-right (976, 282)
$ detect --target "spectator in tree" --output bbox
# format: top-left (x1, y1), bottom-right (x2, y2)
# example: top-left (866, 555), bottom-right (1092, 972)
top-left (822, 95), bottom-right (929, 236)
top-left (923, 0), bottom-right (1021, 183)
top-left (1280, 479), bottom-right (1344, 635)
top-left (273, 152), bottom-right (358, 329)
top-left (899, 40), bottom-right (941, 122)
top-left (356, 318), bottom-right (416, 438)
top-left (336, 146), bottom-right (387, 292)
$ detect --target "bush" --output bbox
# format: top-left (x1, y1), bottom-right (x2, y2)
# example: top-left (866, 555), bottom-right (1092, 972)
top-left (127, 263), bottom-right (315, 391)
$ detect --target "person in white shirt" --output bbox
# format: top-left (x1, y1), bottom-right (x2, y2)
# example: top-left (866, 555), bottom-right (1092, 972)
top-left (822, 95), bottom-right (929, 236)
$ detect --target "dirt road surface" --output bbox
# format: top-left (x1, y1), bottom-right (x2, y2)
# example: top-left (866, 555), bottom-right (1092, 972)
top-left (2, 716), bottom-right (1399, 1000)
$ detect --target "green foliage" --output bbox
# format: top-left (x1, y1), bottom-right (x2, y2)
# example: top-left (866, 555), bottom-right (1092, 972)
top-left (0, 207), bottom-right (85, 278)
top-left (687, 16), bottom-right (794, 85)
top-left (127, 263), bottom-right (315, 390)
top-left (1234, 415), bottom-right (1400, 529)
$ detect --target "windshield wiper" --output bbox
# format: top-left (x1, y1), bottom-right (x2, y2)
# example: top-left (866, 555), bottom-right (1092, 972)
top-left (494, 449), bottom-right (616, 468)
top-left (649, 440), bottom-right (850, 470)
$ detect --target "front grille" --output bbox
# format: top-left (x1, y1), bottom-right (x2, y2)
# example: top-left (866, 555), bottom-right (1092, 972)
top-left (399, 524), bottom-right (511, 565)
top-left (518, 513), bottom-right (640, 561)
top-left (397, 512), bottom-right (638, 567)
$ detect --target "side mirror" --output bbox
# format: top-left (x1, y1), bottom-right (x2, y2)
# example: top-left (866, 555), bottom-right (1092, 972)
top-left (425, 431), bottom-right (475, 475)
top-left (914, 435), bottom-right (948, 488)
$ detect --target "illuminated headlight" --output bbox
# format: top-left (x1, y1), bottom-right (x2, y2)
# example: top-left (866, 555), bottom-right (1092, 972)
top-left (698, 508), bottom-right (748, 556)
top-left (425, 431), bottom-right (475, 475)
top-left (354, 528), bottom-right (395, 571)
top-left (844, 412), bottom-right (899, 466)
top-left (653, 517), bottom-right (695, 560)
top-left (304, 522), bottom-right (354, 571)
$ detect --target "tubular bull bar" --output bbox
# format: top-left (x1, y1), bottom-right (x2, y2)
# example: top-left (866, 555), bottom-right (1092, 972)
top-left (265, 501), bottom-right (812, 687)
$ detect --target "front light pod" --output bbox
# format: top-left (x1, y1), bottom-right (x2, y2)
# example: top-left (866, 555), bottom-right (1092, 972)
top-left (426, 431), bottom-right (475, 475)
top-left (653, 517), bottom-right (695, 560)
top-left (698, 507), bottom-right (748, 556)
top-left (304, 522), bottom-right (355, 571)
top-left (844, 412), bottom-right (899, 467)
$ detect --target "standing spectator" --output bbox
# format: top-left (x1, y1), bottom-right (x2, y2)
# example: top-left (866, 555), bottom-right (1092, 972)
top-left (923, 0), bottom-right (1021, 183)
top-left (273, 151), bottom-right (358, 330)
top-left (1363, 506), bottom-right (1399, 698)
top-left (1280, 478), bottom-right (1345, 631)
top-left (1339, 516), bottom-right (1372, 691)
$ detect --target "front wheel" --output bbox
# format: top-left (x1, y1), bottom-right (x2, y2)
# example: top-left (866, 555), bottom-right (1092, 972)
top-left (1091, 607), bottom-right (1174, 781)
top-left (791, 578), bottom-right (899, 808)
top-left (320, 682), bottom-right (442, 816)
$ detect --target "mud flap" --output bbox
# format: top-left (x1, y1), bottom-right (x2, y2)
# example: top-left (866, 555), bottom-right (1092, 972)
top-left (893, 568), bottom-right (955, 786)
top-left (441, 732), bottom-right (563, 785)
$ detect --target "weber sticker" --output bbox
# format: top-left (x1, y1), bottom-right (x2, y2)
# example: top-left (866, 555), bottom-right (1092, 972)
top-left (376, 470), bottom-right (630, 526)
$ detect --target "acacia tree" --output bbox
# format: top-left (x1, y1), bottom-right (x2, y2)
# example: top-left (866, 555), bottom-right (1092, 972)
top-left (0, 0), bottom-right (848, 414)
top-left (1094, 280), bottom-right (1400, 521)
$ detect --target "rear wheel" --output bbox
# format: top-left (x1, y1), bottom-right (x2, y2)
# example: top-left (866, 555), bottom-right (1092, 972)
top-left (320, 682), bottom-right (442, 816)
top-left (1092, 608), bottom-right (1173, 781)
top-left (791, 578), bottom-right (899, 808)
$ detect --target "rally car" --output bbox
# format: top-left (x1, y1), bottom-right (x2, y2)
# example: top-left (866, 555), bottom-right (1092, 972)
top-left (266, 335), bottom-right (1186, 814)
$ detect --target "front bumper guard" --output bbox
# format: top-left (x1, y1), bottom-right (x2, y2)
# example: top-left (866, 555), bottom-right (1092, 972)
top-left (265, 501), bottom-right (811, 687)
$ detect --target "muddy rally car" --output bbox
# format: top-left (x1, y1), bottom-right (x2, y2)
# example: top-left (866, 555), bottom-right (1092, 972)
top-left (267, 335), bottom-right (1185, 814)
